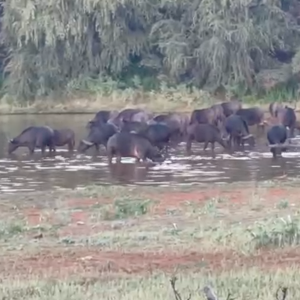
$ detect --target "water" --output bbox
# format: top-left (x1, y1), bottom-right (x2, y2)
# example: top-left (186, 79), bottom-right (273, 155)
top-left (0, 114), bottom-right (299, 194)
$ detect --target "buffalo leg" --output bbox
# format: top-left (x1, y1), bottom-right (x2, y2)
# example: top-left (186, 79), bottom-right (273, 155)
top-left (28, 145), bottom-right (35, 155)
top-left (115, 155), bottom-right (121, 164)
top-left (41, 146), bottom-right (46, 155)
top-left (203, 141), bottom-right (209, 151)
top-left (94, 144), bottom-right (100, 155)
top-left (229, 136), bottom-right (234, 149)
top-left (49, 145), bottom-right (56, 153)
top-left (290, 126), bottom-right (295, 138)
top-left (107, 152), bottom-right (113, 165)
top-left (68, 141), bottom-right (74, 152)
top-left (186, 138), bottom-right (193, 154)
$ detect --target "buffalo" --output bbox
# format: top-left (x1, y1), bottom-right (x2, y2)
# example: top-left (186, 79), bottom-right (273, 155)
top-left (236, 107), bottom-right (267, 132)
top-left (120, 120), bottom-right (148, 134)
top-left (267, 125), bottom-right (289, 158)
top-left (87, 110), bottom-right (118, 128)
top-left (149, 113), bottom-right (188, 142)
top-left (53, 128), bottom-right (75, 152)
top-left (130, 111), bottom-right (154, 123)
top-left (106, 132), bottom-right (164, 164)
top-left (185, 123), bottom-right (229, 154)
top-left (77, 123), bottom-right (117, 154)
top-left (224, 115), bottom-right (254, 149)
top-left (189, 107), bottom-right (220, 126)
top-left (139, 123), bottom-right (175, 152)
top-left (108, 108), bottom-right (144, 128)
top-left (276, 106), bottom-right (297, 137)
top-left (269, 102), bottom-right (284, 118)
top-left (220, 99), bottom-right (242, 117)
top-left (8, 126), bottom-right (56, 155)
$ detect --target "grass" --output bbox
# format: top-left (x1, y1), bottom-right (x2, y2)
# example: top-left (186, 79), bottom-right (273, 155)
top-left (1, 183), bottom-right (300, 298)
top-left (0, 81), bottom-right (299, 114)
top-left (0, 270), bottom-right (297, 300)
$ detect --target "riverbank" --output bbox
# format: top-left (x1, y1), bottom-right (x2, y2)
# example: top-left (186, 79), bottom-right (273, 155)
top-left (2, 181), bottom-right (300, 298)
top-left (0, 87), bottom-right (298, 114)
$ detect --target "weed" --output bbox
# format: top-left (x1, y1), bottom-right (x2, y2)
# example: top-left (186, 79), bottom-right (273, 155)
top-left (113, 197), bottom-right (152, 219)
top-left (0, 220), bottom-right (26, 238)
top-left (249, 215), bottom-right (300, 248)
top-left (277, 200), bottom-right (289, 209)
top-left (0, 270), bottom-right (298, 300)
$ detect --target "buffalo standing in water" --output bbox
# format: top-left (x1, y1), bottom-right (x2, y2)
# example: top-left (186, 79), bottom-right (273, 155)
top-left (8, 126), bottom-right (56, 155)
top-left (106, 132), bottom-right (164, 164)
top-left (87, 110), bottom-right (118, 128)
top-left (224, 115), bottom-right (254, 149)
top-left (185, 123), bottom-right (229, 154)
top-left (267, 125), bottom-right (289, 158)
top-left (77, 123), bottom-right (117, 154)
top-left (276, 106), bottom-right (297, 138)
top-left (53, 128), bottom-right (75, 152)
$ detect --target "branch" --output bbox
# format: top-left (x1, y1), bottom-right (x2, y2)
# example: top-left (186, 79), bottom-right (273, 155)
top-left (170, 277), bottom-right (192, 300)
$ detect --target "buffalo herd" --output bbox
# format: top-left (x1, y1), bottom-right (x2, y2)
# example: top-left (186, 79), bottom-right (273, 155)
top-left (7, 100), bottom-right (300, 161)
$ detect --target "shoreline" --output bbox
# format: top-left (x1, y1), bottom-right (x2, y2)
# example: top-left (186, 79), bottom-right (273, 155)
top-left (0, 89), bottom-right (298, 116)
top-left (0, 102), bottom-right (299, 116)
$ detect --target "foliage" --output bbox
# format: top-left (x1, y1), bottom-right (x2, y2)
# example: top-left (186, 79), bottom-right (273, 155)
top-left (2, 0), bottom-right (300, 100)
top-left (249, 215), bottom-right (300, 249)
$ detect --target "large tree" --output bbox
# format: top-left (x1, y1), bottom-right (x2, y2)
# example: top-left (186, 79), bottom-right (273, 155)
top-left (1, 0), bottom-right (300, 100)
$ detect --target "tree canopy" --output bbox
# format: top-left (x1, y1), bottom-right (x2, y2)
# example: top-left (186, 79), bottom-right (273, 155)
top-left (2, 0), bottom-right (300, 100)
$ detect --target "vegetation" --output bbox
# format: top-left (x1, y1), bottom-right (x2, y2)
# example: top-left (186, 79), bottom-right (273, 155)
top-left (1, 183), bottom-right (300, 298)
top-left (2, 0), bottom-right (300, 109)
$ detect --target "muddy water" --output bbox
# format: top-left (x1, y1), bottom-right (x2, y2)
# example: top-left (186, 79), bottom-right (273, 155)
top-left (0, 114), bottom-right (299, 194)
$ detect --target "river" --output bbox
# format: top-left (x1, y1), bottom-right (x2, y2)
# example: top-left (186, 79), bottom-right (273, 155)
top-left (0, 114), bottom-right (298, 194)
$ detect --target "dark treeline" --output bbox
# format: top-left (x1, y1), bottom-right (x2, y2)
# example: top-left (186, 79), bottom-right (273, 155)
top-left (2, 0), bottom-right (300, 100)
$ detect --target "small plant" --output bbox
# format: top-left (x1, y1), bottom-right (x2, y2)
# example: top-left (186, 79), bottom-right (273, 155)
top-left (113, 197), bottom-right (152, 219)
top-left (0, 220), bottom-right (26, 238)
top-left (277, 200), bottom-right (289, 209)
top-left (201, 198), bottom-right (223, 215)
top-left (249, 215), bottom-right (300, 249)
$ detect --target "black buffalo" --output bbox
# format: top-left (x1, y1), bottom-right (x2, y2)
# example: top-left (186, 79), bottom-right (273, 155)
top-left (269, 102), bottom-right (284, 118)
top-left (189, 107), bottom-right (219, 126)
top-left (8, 126), bottom-right (56, 155)
top-left (130, 111), bottom-right (154, 123)
top-left (53, 128), bottom-right (75, 152)
top-left (87, 110), bottom-right (118, 128)
top-left (276, 106), bottom-right (297, 137)
top-left (77, 123), bottom-right (117, 153)
top-left (139, 123), bottom-right (174, 152)
top-left (210, 103), bottom-right (226, 123)
top-left (106, 132), bottom-right (164, 164)
top-left (120, 120), bottom-right (148, 134)
top-left (220, 99), bottom-right (242, 117)
top-left (149, 113), bottom-right (188, 142)
top-left (108, 108), bottom-right (144, 128)
top-left (236, 107), bottom-right (267, 131)
top-left (267, 125), bottom-right (289, 158)
top-left (185, 123), bottom-right (229, 153)
top-left (224, 115), bottom-right (254, 149)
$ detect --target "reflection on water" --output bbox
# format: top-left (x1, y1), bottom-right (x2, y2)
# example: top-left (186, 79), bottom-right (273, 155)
top-left (0, 114), bottom-right (298, 194)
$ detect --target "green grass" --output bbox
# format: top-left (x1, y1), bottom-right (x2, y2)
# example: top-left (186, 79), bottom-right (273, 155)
top-left (0, 79), bottom-right (298, 114)
top-left (0, 270), bottom-right (297, 300)
top-left (2, 183), bottom-right (300, 300)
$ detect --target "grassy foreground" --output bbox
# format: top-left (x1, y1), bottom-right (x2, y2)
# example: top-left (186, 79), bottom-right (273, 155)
top-left (1, 181), bottom-right (300, 299)
top-left (0, 85), bottom-right (298, 114)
